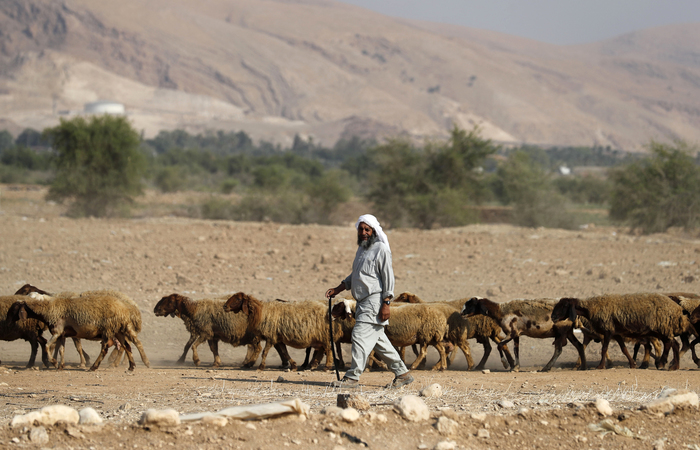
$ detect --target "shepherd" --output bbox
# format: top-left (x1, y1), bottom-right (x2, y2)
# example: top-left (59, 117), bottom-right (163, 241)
top-left (325, 214), bottom-right (414, 389)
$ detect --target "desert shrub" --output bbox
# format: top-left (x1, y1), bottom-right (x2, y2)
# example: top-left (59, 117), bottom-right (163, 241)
top-left (154, 166), bottom-right (187, 193)
top-left (609, 140), bottom-right (700, 233)
top-left (0, 130), bottom-right (13, 152)
top-left (220, 178), bottom-right (239, 194)
top-left (495, 151), bottom-right (576, 229)
top-left (553, 175), bottom-right (610, 205)
top-left (45, 115), bottom-right (145, 217)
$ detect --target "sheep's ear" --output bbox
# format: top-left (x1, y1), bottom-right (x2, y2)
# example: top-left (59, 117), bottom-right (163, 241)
top-left (18, 305), bottom-right (27, 321)
top-left (562, 298), bottom-right (578, 323)
top-left (668, 295), bottom-right (681, 305)
top-left (241, 298), bottom-right (250, 315)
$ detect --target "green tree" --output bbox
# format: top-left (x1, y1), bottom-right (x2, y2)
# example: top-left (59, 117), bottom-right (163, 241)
top-left (45, 115), bottom-right (146, 217)
top-left (496, 150), bottom-right (575, 229)
top-left (609, 140), bottom-right (700, 233)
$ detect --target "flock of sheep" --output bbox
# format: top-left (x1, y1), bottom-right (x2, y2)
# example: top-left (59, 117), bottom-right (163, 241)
top-left (1, 284), bottom-right (699, 373)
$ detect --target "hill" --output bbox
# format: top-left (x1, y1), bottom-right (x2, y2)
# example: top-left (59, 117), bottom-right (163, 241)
top-left (1, 0), bottom-right (699, 149)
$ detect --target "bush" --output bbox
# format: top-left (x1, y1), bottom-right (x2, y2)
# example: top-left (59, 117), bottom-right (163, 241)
top-left (496, 151), bottom-right (576, 229)
top-left (609, 140), bottom-right (700, 233)
top-left (154, 166), bottom-right (187, 193)
top-left (45, 115), bottom-right (145, 217)
top-left (553, 175), bottom-right (610, 205)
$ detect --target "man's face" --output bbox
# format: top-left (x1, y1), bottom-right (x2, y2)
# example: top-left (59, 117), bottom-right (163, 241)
top-left (358, 222), bottom-right (374, 242)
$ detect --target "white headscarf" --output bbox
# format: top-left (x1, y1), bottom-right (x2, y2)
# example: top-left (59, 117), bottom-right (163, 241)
top-left (355, 214), bottom-right (390, 252)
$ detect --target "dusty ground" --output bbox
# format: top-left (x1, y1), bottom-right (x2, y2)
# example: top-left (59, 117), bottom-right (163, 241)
top-left (1, 185), bottom-right (700, 449)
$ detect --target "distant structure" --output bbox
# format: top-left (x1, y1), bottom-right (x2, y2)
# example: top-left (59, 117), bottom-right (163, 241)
top-left (84, 100), bottom-right (125, 115)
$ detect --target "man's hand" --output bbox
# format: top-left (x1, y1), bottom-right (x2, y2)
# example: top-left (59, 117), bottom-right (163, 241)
top-left (379, 301), bottom-right (391, 322)
top-left (326, 283), bottom-right (345, 299)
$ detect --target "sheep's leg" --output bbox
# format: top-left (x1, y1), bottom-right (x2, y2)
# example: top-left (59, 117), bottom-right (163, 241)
top-left (73, 338), bottom-right (90, 367)
top-left (409, 343), bottom-right (429, 370)
top-left (38, 334), bottom-right (50, 368)
top-left (57, 336), bottom-right (67, 370)
top-left (668, 338), bottom-right (680, 371)
top-left (177, 333), bottom-right (198, 364)
top-left (510, 336), bottom-right (520, 372)
top-left (689, 337), bottom-right (700, 367)
top-left (639, 341), bottom-right (652, 369)
top-left (90, 339), bottom-right (112, 371)
top-left (411, 344), bottom-right (420, 358)
top-left (367, 350), bottom-right (388, 371)
top-left (335, 342), bottom-right (345, 368)
top-left (307, 348), bottom-right (325, 370)
top-left (541, 331), bottom-right (568, 372)
top-left (257, 341), bottom-right (275, 371)
top-left (398, 346), bottom-right (406, 363)
top-left (108, 348), bottom-right (123, 368)
top-left (190, 335), bottom-right (209, 367)
top-left (473, 336), bottom-right (491, 371)
top-left (678, 334), bottom-right (692, 363)
top-left (46, 332), bottom-right (63, 368)
top-left (121, 337), bottom-right (136, 371)
top-left (574, 333), bottom-right (592, 370)
top-left (614, 336), bottom-right (636, 369)
top-left (430, 342), bottom-right (447, 371)
top-left (273, 343), bottom-right (296, 370)
top-left (567, 330), bottom-right (587, 371)
top-left (632, 341), bottom-right (641, 363)
top-left (242, 338), bottom-right (263, 368)
top-left (492, 335), bottom-right (514, 369)
top-left (208, 339), bottom-right (221, 368)
top-left (656, 337), bottom-right (673, 370)
top-left (596, 334), bottom-right (612, 370)
top-left (126, 332), bottom-right (150, 368)
top-left (323, 339), bottom-right (334, 372)
top-left (300, 347), bottom-right (313, 370)
top-left (25, 337), bottom-right (39, 368)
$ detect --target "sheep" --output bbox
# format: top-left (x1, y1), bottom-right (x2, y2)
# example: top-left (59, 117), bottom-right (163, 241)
top-left (461, 297), bottom-right (586, 372)
top-left (551, 293), bottom-right (696, 371)
top-left (7, 292), bottom-right (141, 371)
top-left (395, 292), bottom-right (514, 371)
top-left (223, 292), bottom-right (343, 371)
top-left (14, 284), bottom-right (91, 368)
top-left (153, 293), bottom-right (293, 368)
top-left (330, 297), bottom-right (449, 371)
top-left (665, 292), bottom-right (700, 366)
top-left (0, 295), bottom-right (50, 368)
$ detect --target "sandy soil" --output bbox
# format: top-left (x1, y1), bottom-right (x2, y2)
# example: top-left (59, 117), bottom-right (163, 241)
top-left (1, 185), bottom-right (700, 449)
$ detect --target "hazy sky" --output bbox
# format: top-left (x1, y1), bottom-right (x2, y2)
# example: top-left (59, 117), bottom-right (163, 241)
top-left (338, 0), bottom-right (700, 45)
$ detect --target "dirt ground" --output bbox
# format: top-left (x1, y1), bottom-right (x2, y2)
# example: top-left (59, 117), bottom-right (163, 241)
top-left (1, 185), bottom-right (700, 449)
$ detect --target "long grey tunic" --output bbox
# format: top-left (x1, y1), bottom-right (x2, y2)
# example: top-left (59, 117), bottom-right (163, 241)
top-left (342, 241), bottom-right (394, 325)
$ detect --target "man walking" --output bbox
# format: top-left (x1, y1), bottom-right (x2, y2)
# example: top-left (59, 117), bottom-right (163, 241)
top-left (326, 214), bottom-right (413, 388)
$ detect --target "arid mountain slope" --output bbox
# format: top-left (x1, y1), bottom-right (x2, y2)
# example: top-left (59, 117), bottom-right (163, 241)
top-left (1, 0), bottom-right (699, 149)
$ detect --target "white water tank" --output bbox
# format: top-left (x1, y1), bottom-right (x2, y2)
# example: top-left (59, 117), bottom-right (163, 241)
top-left (84, 100), bottom-right (125, 115)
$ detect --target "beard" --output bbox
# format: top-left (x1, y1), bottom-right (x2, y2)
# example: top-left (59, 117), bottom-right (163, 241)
top-left (358, 232), bottom-right (378, 249)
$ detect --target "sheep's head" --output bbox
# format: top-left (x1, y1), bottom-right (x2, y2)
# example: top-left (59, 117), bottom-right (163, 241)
top-left (224, 292), bottom-right (251, 314)
top-left (14, 284), bottom-right (51, 296)
top-left (461, 297), bottom-right (487, 317)
top-left (154, 294), bottom-right (187, 317)
top-left (394, 292), bottom-right (422, 303)
top-left (551, 298), bottom-right (579, 323)
top-left (690, 304), bottom-right (700, 324)
top-left (331, 299), bottom-right (355, 320)
top-left (7, 301), bottom-right (28, 322)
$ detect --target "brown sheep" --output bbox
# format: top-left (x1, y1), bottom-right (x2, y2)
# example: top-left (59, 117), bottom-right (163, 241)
top-left (223, 292), bottom-right (342, 371)
top-left (551, 293), bottom-right (696, 371)
top-left (0, 295), bottom-right (50, 368)
top-left (14, 284), bottom-right (91, 367)
top-left (461, 297), bottom-right (586, 372)
top-left (395, 292), bottom-right (514, 371)
top-left (665, 292), bottom-right (700, 366)
top-left (8, 293), bottom-right (140, 371)
top-left (153, 293), bottom-right (295, 368)
top-left (331, 298), bottom-right (449, 371)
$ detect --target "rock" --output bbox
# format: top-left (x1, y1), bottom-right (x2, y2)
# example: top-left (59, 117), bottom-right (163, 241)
top-left (79, 407), bottom-right (103, 425)
top-left (594, 398), bottom-right (613, 416)
top-left (435, 416), bottom-right (458, 436)
top-left (482, 369), bottom-right (490, 374)
top-left (498, 400), bottom-right (515, 409)
top-left (321, 406), bottom-right (344, 417)
top-left (138, 409), bottom-right (181, 427)
top-left (337, 394), bottom-right (370, 411)
top-left (276, 376), bottom-right (286, 383)
top-left (202, 415), bottom-right (228, 427)
top-left (394, 395), bottom-right (430, 422)
top-left (470, 412), bottom-right (487, 422)
top-left (420, 383), bottom-right (442, 398)
top-left (367, 412), bottom-right (387, 423)
top-left (517, 407), bottom-right (529, 417)
top-left (653, 438), bottom-right (667, 450)
top-left (433, 440), bottom-right (457, 450)
top-left (477, 428), bottom-right (490, 439)
top-left (440, 408), bottom-right (461, 421)
top-left (11, 405), bottom-right (80, 428)
top-left (340, 408), bottom-right (360, 423)
top-left (29, 426), bottom-right (49, 445)
top-left (644, 389), bottom-right (699, 414)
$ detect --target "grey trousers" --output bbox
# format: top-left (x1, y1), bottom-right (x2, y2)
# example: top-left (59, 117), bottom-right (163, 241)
top-left (345, 320), bottom-right (409, 381)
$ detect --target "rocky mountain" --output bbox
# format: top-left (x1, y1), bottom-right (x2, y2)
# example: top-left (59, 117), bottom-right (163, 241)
top-left (1, 0), bottom-right (699, 150)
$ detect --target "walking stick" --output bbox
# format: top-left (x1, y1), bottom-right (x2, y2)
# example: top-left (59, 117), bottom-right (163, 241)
top-left (328, 296), bottom-right (341, 381)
